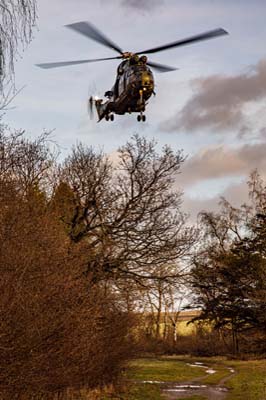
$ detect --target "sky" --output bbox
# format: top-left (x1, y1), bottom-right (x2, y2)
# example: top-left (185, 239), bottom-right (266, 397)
top-left (4, 0), bottom-right (266, 221)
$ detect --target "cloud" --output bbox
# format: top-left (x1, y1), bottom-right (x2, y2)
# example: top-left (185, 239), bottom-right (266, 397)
top-left (162, 59), bottom-right (266, 134)
top-left (182, 180), bottom-right (249, 223)
top-left (120, 0), bottom-right (163, 11)
top-left (179, 142), bottom-right (266, 188)
top-left (259, 127), bottom-right (266, 140)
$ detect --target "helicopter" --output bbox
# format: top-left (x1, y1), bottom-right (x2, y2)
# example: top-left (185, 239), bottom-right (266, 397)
top-left (36, 22), bottom-right (228, 122)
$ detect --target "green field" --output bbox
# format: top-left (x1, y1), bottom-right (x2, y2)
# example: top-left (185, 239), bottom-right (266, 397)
top-left (128, 358), bottom-right (204, 381)
top-left (121, 357), bottom-right (266, 400)
top-left (224, 359), bottom-right (266, 400)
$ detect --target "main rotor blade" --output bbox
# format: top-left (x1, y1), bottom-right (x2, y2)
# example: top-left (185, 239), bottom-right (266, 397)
top-left (65, 21), bottom-right (124, 55)
top-left (136, 28), bottom-right (228, 55)
top-left (147, 61), bottom-right (178, 73)
top-left (36, 56), bottom-right (122, 69)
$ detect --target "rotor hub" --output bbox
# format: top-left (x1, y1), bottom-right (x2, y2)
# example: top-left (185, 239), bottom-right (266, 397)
top-left (122, 51), bottom-right (134, 59)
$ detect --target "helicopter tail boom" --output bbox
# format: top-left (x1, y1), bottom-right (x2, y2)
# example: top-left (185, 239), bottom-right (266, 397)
top-left (88, 96), bottom-right (110, 121)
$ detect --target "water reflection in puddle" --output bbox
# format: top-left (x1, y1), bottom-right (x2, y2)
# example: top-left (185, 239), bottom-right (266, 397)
top-left (187, 362), bottom-right (217, 374)
top-left (206, 368), bottom-right (216, 374)
top-left (164, 384), bottom-right (208, 392)
top-left (187, 363), bottom-right (208, 368)
top-left (161, 383), bottom-right (229, 399)
top-left (141, 380), bottom-right (229, 399)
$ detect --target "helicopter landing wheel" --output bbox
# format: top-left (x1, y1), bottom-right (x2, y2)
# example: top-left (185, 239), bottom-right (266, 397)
top-left (137, 114), bottom-right (146, 122)
top-left (105, 114), bottom-right (109, 121)
top-left (110, 114), bottom-right (114, 121)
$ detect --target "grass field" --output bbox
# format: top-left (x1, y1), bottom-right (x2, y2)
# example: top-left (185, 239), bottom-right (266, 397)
top-left (122, 357), bottom-right (266, 400)
top-left (224, 359), bottom-right (266, 400)
top-left (128, 358), bottom-right (204, 381)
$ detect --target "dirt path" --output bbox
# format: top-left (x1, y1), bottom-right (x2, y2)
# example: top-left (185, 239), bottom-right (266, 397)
top-left (149, 362), bottom-right (237, 400)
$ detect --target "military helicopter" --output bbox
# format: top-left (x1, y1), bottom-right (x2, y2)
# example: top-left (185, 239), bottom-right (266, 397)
top-left (36, 22), bottom-right (228, 122)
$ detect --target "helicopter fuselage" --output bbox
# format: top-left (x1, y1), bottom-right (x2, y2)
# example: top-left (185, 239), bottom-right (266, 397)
top-left (94, 55), bottom-right (154, 122)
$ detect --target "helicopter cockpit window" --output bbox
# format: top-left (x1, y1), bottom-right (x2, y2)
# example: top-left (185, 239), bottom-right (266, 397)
top-left (118, 65), bottom-right (123, 74)
top-left (117, 60), bottom-right (127, 75)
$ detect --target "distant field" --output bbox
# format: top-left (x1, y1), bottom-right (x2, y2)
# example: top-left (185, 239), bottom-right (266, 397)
top-left (158, 311), bottom-right (203, 336)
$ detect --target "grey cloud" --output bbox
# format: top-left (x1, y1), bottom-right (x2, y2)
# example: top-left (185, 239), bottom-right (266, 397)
top-left (182, 181), bottom-right (249, 223)
top-left (258, 127), bottom-right (266, 140)
top-left (237, 124), bottom-right (251, 139)
top-left (179, 142), bottom-right (266, 188)
top-left (163, 59), bottom-right (266, 133)
top-left (120, 0), bottom-right (163, 10)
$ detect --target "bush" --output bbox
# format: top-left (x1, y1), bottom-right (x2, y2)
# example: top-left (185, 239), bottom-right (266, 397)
top-left (0, 182), bottom-right (133, 399)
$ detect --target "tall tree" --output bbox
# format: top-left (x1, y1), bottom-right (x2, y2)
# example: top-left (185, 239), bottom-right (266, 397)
top-left (0, 129), bottom-right (133, 399)
top-left (58, 135), bottom-right (195, 284)
top-left (190, 173), bottom-right (266, 353)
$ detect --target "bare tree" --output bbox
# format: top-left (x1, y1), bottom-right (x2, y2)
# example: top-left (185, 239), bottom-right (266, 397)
top-left (59, 135), bottom-right (195, 283)
top-left (0, 126), bottom-right (57, 194)
top-left (134, 274), bottom-right (187, 343)
top-left (163, 286), bottom-right (188, 343)
top-left (0, 0), bottom-right (37, 87)
top-left (0, 0), bottom-right (37, 113)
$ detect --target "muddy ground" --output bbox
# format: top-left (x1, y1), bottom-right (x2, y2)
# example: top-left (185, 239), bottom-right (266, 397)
top-left (143, 361), bottom-right (237, 400)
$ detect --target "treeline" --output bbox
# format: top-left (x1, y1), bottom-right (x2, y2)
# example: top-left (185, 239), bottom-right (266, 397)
top-left (134, 171), bottom-right (266, 357)
top-left (190, 175), bottom-right (266, 355)
top-left (0, 127), bottom-right (194, 399)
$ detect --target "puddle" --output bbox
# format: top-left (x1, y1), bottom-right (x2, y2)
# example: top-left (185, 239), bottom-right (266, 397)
top-left (164, 384), bottom-right (208, 391)
top-left (187, 362), bottom-right (208, 368)
top-left (161, 383), bottom-right (228, 399)
top-left (139, 362), bottom-right (236, 399)
top-left (141, 380), bottom-right (228, 400)
top-left (174, 385), bottom-right (208, 388)
top-left (206, 368), bottom-right (216, 374)
top-left (187, 362), bottom-right (217, 375)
